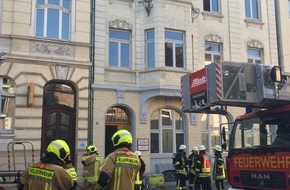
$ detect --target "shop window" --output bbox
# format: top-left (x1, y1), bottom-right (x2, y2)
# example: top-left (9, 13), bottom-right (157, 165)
top-left (150, 108), bottom-right (185, 154)
top-left (0, 77), bottom-right (16, 133)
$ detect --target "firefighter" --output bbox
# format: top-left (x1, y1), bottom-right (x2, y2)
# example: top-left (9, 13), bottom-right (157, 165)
top-left (18, 139), bottom-right (77, 190)
top-left (212, 145), bottom-right (226, 190)
top-left (96, 129), bottom-right (141, 190)
top-left (195, 145), bottom-right (211, 190)
top-left (81, 145), bottom-right (101, 190)
top-left (187, 146), bottom-right (199, 190)
top-left (134, 151), bottom-right (146, 190)
top-left (174, 144), bottom-right (187, 190)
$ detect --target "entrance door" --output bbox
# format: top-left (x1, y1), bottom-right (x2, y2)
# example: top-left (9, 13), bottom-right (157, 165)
top-left (41, 105), bottom-right (76, 163)
top-left (41, 82), bottom-right (76, 164)
top-left (105, 126), bottom-right (117, 157)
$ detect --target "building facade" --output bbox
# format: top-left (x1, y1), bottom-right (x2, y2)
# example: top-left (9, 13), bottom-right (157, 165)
top-left (0, 0), bottom-right (286, 180)
top-left (92, 0), bottom-right (279, 174)
top-left (0, 0), bottom-right (91, 173)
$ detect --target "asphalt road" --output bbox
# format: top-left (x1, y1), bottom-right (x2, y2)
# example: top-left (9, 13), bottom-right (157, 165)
top-left (0, 181), bottom-right (232, 190)
top-left (148, 180), bottom-right (232, 190)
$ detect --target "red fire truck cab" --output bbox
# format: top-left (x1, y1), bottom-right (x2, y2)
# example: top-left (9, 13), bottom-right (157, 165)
top-left (227, 104), bottom-right (290, 190)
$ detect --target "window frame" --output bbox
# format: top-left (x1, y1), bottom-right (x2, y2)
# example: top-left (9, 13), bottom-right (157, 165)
top-left (0, 77), bottom-right (16, 134)
top-left (245, 0), bottom-right (261, 20)
top-left (203, 0), bottom-right (220, 13)
top-left (34, 0), bottom-right (75, 41)
top-left (204, 42), bottom-right (222, 65)
top-left (164, 30), bottom-right (185, 68)
top-left (247, 48), bottom-right (263, 64)
top-left (145, 29), bottom-right (155, 68)
top-left (109, 29), bottom-right (131, 69)
top-left (150, 108), bottom-right (185, 154)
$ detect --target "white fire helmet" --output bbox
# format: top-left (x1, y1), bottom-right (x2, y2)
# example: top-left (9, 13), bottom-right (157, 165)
top-left (192, 146), bottom-right (198, 151)
top-left (213, 145), bottom-right (222, 152)
top-left (179, 144), bottom-right (186, 150)
top-left (198, 145), bottom-right (206, 151)
top-left (134, 151), bottom-right (142, 156)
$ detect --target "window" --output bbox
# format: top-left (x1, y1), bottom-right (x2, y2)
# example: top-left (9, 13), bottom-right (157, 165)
top-left (109, 29), bottom-right (131, 68)
top-left (0, 77), bottom-right (16, 133)
top-left (204, 0), bottom-right (220, 13)
top-left (245, 0), bottom-right (260, 20)
top-left (205, 42), bottom-right (222, 65)
top-left (150, 109), bottom-right (185, 154)
top-left (165, 30), bottom-right (185, 68)
top-left (36, 0), bottom-right (72, 40)
top-left (248, 48), bottom-right (263, 64)
top-left (146, 30), bottom-right (155, 68)
top-left (201, 114), bottom-right (228, 151)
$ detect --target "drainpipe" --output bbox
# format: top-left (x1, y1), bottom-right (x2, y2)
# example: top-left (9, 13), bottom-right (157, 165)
top-left (88, 0), bottom-right (95, 145)
top-left (274, 0), bottom-right (283, 69)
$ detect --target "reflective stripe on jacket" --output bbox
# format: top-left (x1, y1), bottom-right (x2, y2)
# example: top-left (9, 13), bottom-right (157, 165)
top-left (82, 154), bottom-right (101, 183)
top-left (20, 162), bottom-right (77, 190)
top-left (213, 156), bottom-right (226, 179)
top-left (196, 153), bottom-right (211, 178)
top-left (99, 147), bottom-right (141, 190)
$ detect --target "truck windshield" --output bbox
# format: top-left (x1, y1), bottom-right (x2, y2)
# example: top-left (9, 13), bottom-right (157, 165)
top-left (230, 111), bottom-right (290, 149)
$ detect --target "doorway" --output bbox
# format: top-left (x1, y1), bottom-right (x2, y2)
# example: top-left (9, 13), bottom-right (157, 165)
top-left (105, 107), bottom-right (131, 156)
top-left (41, 82), bottom-right (77, 164)
top-left (105, 126), bottom-right (117, 156)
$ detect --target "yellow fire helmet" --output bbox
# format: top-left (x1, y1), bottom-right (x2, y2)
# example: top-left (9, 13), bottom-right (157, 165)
top-left (111, 129), bottom-right (132, 147)
top-left (46, 139), bottom-right (70, 161)
top-left (86, 145), bottom-right (97, 153)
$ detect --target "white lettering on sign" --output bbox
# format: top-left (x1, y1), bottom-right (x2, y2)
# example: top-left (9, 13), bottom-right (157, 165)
top-left (191, 76), bottom-right (206, 88)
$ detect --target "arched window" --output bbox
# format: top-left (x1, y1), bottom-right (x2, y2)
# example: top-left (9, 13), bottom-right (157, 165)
top-left (0, 77), bottom-right (16, 133)
top-left (150, 108), bottom-right (185, 154)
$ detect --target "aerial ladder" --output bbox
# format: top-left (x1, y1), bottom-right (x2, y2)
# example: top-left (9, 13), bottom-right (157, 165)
top-left (180, 61), bottom-right (290, 190)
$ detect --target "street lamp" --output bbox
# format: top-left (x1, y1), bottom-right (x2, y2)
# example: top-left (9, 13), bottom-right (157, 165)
top-left (143, 0), bottom-right (153, 16)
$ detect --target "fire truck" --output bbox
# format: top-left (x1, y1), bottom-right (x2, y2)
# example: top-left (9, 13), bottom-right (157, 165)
top-left (181, 61), bottom-right (290, 190)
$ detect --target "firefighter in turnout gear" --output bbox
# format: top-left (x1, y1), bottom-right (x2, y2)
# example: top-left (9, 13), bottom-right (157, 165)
top-left (174, 144), bottom-right (187, 190)
top-left (81, 145), bottom-right (101, 190)
top-left (212, 145), bottom-right (226, 190)
top-left (96, 129), bottom-right (141, 190)
top-left (18, 139), bottom-right (77, 190)
top-left (134, 151), bottom-right (146, 190)
top-left (187, 146), bottom-right (199, 190)
top-left (195, 145), bottom-right (211, 190)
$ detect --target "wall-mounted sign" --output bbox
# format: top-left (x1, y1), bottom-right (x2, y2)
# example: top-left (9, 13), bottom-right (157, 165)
top-left (137, 138), bottom-right (149, 151)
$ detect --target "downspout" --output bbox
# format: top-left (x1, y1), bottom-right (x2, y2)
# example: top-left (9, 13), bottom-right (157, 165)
top-left (274, 0), bottom-right (283, 69)
top-left (88, 0), bottom-right (95, 145)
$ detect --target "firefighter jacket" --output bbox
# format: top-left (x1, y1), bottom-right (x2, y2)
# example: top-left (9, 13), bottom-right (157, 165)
top-left (195, 152), bottom-right (211, 178)
top-left (81, 153), bottom-right (101, 183)
top-left (213, 154), bottom-right (226, 180)
top-left (97, 147), bottom-right (141, 190)
top-left (173, 150), bottom-right (187, 175)
top-left (187, 153), bottom-right (198, 175)
top-left (19, 155), bottom-right (77, 190)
